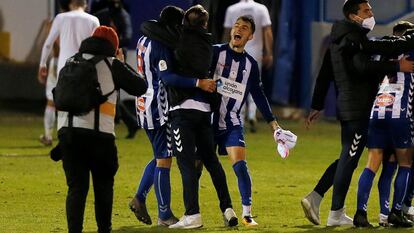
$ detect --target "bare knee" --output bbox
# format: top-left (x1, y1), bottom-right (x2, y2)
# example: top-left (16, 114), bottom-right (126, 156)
top-left (366, 149), bottom-right (383, 173)
top-left (156, 158), bottom-right (172, 168)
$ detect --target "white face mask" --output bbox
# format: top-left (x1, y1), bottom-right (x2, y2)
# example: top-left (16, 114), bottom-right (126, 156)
top-left (361, 16), bottom-right (375, 31)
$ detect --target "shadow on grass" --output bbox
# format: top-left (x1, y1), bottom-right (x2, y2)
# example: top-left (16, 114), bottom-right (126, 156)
top-left (85, 225), bottom-right (272, 233)
top-left (290, 224), bottom-right (390, 233)
top-left (84, 225), bottom-right (217, 233)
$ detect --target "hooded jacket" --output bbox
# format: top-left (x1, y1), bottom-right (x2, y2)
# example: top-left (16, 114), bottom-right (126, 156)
top-left (141, 20), bottom-right (215, 107)
top-left (140, 20), bottom-right (213, 78)
top-left (329, 19), bottom-right (414, 121)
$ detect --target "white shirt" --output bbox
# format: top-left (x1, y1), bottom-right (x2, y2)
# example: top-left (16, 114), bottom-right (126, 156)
top-left (40, 9), bottom-right (100, 74)
top-left (223, 0), bottom-right (271, 64)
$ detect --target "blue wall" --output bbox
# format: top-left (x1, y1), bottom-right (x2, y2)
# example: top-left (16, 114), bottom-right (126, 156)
top-left (123, 0), bottom-right (192, 49)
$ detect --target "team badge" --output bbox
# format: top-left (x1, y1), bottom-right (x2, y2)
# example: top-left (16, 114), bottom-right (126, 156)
top-left (159, 60), bottom-right (167, 71)
top-left (137, 97), bottom-right (145, 112)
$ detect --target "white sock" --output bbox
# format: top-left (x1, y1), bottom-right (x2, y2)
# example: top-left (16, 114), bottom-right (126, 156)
top-left (44, 105), bottom-right (55, 140)
top-left (242, 205), bottom-right (251, 217)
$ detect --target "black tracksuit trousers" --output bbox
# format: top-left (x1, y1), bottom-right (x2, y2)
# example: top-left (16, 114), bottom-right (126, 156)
top-left (59, 129), bottom-right (118, 233)
top-left (170, 109), bottom-right (232, 215)
top-left (314, 120), bottom-right (369, 211)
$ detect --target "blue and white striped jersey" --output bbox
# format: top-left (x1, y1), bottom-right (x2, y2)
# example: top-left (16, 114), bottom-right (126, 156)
top-left (135, 36), bottom-right (168, 130)
top-left (211, 44), bottom-right (275, 130)
top-left (370, 71), bottom-right (414, 120)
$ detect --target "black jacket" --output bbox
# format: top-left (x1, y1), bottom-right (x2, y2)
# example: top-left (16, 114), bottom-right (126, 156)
top-left (311, 48), bottom-right (333, 111)
top-left (79, 37), bottom-right (147, 97)
top-left (174, 26), bottom-right (213, 78)
top-left (95, 8), bottom-right (132, 48)
top-left (141, 20), bottom-right (216, 107)
top-left (141, 20), bottom-right (213, 78)
top-left (327, 19), bottom-right (414, 121)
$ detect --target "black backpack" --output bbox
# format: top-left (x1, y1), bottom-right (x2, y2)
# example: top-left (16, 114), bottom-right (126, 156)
top-left (53, 53), bottom-right (114, 116)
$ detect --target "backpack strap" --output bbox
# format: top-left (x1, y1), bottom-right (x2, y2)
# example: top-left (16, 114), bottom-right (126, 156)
top-left (68, 113), bottom-right (73, 128)
top-left (94, 106), bottom-right (100, 131)
top-left (67, 112), bottom-right (74, 143)
top-left (103, 58), bottom-right (117, 96)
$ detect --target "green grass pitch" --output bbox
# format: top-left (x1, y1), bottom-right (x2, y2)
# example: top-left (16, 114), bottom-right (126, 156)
top-left (0, 113), bottom-right (407, 232)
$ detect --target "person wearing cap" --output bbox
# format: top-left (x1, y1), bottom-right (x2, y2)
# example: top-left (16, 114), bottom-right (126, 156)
top-left (38, 0), bottom-right (99, 146)
top-left (209, 15), bottom-right (285, 227)
top-left (57, 26), bottom-right (147, 233)
top-left (301, 0), bottom-right (414, 227)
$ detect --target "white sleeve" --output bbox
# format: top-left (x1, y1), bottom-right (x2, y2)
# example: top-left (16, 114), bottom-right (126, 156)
top-left (92, 15), bottom-right (100, 28)
top-left (260, 5), bottom-right (272, 27)
top-left (40, 16), bottom-right (61, 67)
top-left (223, 7), bottom-right (233, 28)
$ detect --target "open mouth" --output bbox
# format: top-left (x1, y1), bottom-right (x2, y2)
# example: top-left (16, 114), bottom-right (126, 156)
top-left (233, 35), bottom-right (242, 41)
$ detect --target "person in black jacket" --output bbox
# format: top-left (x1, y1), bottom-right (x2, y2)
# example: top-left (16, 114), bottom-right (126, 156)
top-left (157, 7), bottom-right (237, 229)
top-left (57, 26), bottom-right (147, 233)
top-left (174, 4), bottom-right (213, 78)
top-left (94, 0), bottom-right (139, 139)
top-left (301, 0), bottom-right (414, 227)
top-left (94, 0), bottom-right (132, 51)
top-left (141, 4), bottom-right (213, 81)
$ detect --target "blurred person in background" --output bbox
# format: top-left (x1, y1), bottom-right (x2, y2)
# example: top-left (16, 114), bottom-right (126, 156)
top-left (94, 0), bottom-right (132, 56)
top-left (38, 0), bottom-right (99, 145)
top-left (94, 0), bottom-right (139, 139)
top-left (38, 41), bottom-right (59, 146)
top-left (222, 0), bottom-right (273, 133)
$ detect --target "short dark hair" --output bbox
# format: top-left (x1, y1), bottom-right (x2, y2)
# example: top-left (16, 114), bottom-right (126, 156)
top-left (236, 15), bottom-right (256, 34)
top-left (183, 4), bottom-right (209, 28)
top-left (159, 5), bottom-right (185, 27)
top-left (342, 0), bottom-right (368, 19)
top-left (393, 21), bottom-right (414, 35)
top-left (59, 0), bottom-right (70, 11)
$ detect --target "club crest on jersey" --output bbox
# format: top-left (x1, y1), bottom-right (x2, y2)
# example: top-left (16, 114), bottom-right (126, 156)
top-left (137, 97), bottom-right (145, 112)
top-left (136, 88), bottom-right (154, 112)
top-left (375, 93), bottom-right (395, 107)
top-left (159, 60), bottom-right (167, 71)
